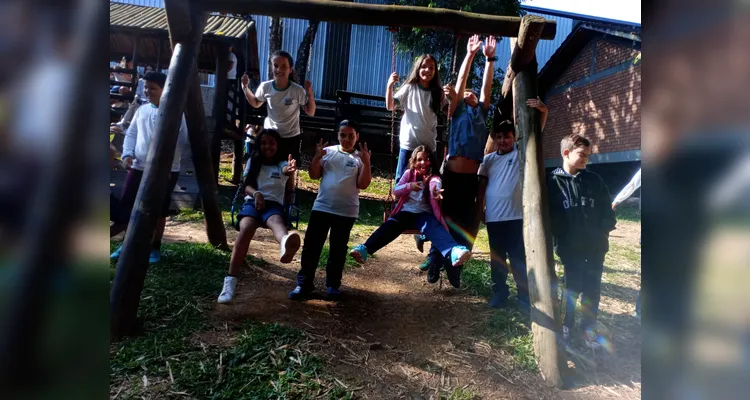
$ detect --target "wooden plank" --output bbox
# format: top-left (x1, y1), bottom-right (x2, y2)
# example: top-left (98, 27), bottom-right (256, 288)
top-left (207, 0), bottom-right (557, 39)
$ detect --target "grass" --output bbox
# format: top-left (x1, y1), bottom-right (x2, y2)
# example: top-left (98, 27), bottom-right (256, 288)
top-left (316, 245), bottom-right (361, 270)
top-left (109, 241), bottom-right (351, 399)
top-left (614, 202), bottom-right (641, 222)
top-left (440, 387), bottom-right (479, 400)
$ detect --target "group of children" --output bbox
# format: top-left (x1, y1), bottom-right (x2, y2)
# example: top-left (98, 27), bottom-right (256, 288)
top-left (111, 41), bottom-right (620, 349)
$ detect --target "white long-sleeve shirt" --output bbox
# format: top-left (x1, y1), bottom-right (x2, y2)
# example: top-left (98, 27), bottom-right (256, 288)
top-left (613, 169), bottom-right (641, 206)
top-left (122, 104), bottom-right (189, 172)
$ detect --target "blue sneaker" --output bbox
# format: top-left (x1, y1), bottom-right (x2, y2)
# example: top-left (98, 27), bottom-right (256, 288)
top-left (349, 244), bottom-right (368, 264)
top-left (110, 245), bottom-right (123, 260)
top-left (488, 293), bottom-right (508, 309)
top-left (326, 287), bottom-right (343, 300)
top-left (450, 246), bottom-right (471, 267)
top-left (149, 250), bottom-right (161, 264)
top-left (288, 286), bottom-right (312, 301)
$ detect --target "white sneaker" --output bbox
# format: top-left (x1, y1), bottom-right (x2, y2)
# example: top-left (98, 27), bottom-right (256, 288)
top-left (217, 276), bottom-right (238, 304)
top-left (279, 232), bottom-right (301, 264)
top-left (583, 329), bottom-right (601, 349)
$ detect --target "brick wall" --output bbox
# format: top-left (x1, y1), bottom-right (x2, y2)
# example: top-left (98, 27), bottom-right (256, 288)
top-left (543, 39), bottom-right (641, 161)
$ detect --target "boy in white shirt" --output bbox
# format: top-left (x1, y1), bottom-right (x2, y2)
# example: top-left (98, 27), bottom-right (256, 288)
top-left (110, 72), bottom-right (189, 264)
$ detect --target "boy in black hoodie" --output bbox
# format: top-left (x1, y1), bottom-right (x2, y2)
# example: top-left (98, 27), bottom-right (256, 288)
top-left (548, 134), bottom-right (617, 349)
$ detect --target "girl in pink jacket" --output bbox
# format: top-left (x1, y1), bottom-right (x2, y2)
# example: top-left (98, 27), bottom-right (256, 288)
top-left (350, 146), bottom-right (472, 286)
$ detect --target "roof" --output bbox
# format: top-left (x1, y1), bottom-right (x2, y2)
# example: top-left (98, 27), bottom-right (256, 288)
top-left (110, 2), bottom-right (253, 38)
top-left (538, 22), bottom-right (641, 95)
top-left (520, 5), bottom-right (640, 29)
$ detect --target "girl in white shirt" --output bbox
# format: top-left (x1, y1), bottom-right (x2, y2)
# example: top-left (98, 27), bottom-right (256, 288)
top-left (240, 50), bottom-right (316, 162)
top-left (218, 129), bottom-right (301, 304)
top-left (385, 54), bottom-right (447, 182)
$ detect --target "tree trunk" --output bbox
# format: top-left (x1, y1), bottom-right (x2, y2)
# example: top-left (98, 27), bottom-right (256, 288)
top-left (294, 20), bottom-right (319, 83)
top-left (268, 16), bottom-right (283, 79)
top-left (209, 0), bottom-right (556, 39)
top-left (515, 66), bottom-right (568, 389)
top-left (110, 0), bottom-right (208, 340)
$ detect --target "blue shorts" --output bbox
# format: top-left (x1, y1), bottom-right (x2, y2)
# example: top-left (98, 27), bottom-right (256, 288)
top-left (238, 200), bottom-right (284, 226)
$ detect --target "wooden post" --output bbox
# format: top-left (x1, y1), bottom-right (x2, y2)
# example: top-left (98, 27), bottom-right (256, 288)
top-left (110, 0), bottom-right (208, 340)
top-left (209, 0), bottom-right (556, 39)
top-left (513, 16), bottom-right (568, 389)
top-left (212, 43), bottom-right (229, 183)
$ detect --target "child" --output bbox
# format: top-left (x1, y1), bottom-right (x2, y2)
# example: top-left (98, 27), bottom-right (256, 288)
top-left (218, 129), bottom-right (302, 304)
top-left (240, 50), bottom-right (316, 162)
top-left (386, 54), bottom-right (447, 182)
top-left (288, 120), bottom-right (371, 300)
top-left (476, 100), bottom-right (549, 311)
top-left (548, 134), bottom-right (617, 348)
top-left (110, 71), bottom-right (188, 262)
top-left (349, 146), bottom-right (472, 285)
top-left (420, 35), bottom-right (495, 275)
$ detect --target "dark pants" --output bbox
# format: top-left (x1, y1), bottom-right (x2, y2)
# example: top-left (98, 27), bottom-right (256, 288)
top-left (297, 211), bottom-right (356, 290)
top-left (395, 148), bottom-right (412, 183)
top-left (427, 167), bottom-right (480, 265)
top-left (281, 135), bottom-right (302, 163)
top-left (365, 211), bottom-right (457, 257)
top-left (117, 169), bottom-right (180, 248)
top-left (486, 220), bottom-right (529, 304)
top-left (561, 252), bottom-right (606, 330)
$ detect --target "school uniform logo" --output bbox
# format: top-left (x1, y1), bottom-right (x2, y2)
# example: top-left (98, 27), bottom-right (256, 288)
top-left (346, 159), bottom-right (357, 168)
top-left (283, 97), bottom-right (293, 106)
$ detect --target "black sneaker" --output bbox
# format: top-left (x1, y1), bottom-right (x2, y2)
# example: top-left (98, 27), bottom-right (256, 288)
top-left (288, 286), bottom-right (313, 301)
top-left (427, 260), bottom-right (441, 284)
top-left (445, 265), bottom-right (462, 288)
top-left (413, 234), bottom-right (425, 253)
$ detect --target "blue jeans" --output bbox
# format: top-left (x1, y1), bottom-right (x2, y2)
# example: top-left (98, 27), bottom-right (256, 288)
top-left (486, 220), bottom-right (529, 304)
top-left (395, 148), bottom-right (412, 183)
top-left (364, 211), bottom-right (458, 257)
top-left (560, 252), bottom-right (605, 330)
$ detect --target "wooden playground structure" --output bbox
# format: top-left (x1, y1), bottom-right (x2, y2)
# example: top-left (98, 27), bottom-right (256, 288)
top-left (110, 0), bottom-right (569, 388)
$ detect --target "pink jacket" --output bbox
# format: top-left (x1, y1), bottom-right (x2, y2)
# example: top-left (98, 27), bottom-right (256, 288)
top-left (391, 169), bottom-right (448, 230)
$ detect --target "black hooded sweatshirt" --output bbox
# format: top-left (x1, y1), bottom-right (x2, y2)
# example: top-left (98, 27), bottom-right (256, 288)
top-left (547, 167), bottom-right (617, 259)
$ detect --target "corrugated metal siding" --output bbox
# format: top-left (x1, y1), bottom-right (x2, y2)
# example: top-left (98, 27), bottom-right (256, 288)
top-left (252, 16), bottom-right (327, 99)
top-left (111, 0), bottom-right (163, 8)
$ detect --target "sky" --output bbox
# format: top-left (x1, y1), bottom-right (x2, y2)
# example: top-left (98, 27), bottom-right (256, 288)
top-left (523, 0), bottom-right (641, 24)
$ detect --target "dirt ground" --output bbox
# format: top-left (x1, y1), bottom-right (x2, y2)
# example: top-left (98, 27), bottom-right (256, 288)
top-left (153, 214), bottom-right (642, 400)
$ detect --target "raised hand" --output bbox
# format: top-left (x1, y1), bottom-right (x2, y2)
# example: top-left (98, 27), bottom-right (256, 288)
top-left (121, 156), bottom-right (133, 170)
top-left (526, 97), bottom-right (547, 113)
top-left (357, 142), bottom-right (371, 164)
top-left (431, 186), bottom-right (445, 201)
top-left (483, 36), bottom-right (497, 59)
top-left (285, 154), bottom-right (297, 176)
top-left (255, 192), bottom-right (265, 211)
top-left (387, 72), bottom-right (399, 87)
top-left (443, 84), bottom-right (456, 102)
top-left (315, 138), bottom-right (328, 158)
top-left (467, 34), bottom-right (482, 54)
top-left (304, 80), bottom-right (313, 93)
top-left (241, 72), bottom-right (250, 88)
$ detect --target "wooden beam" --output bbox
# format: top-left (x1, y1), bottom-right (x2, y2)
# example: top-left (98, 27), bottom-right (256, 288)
top-left (207, 0), bottom-right (557, 39)
top-left (212, 44), bottom-right (229, 183)
top-left (110, 0), bottom-right (208, 340)
top-left (512, 21), bottom-right (568, 388)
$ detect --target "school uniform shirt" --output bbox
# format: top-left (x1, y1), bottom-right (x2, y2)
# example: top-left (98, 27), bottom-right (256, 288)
top-left (256, 161), bottom-right (289, 204)
top-left (254, 80), bottom-right (309, 138)
top-left (123, 104), bottom-right (189, 172)
top-left (312, 146), bottom-right (364, 218)
top-left (393, 83), bottom-right (447, 152)
top-left (478, 148), bottom-right (523, 222)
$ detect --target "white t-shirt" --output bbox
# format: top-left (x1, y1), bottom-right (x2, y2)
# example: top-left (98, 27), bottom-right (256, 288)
top-left (312, 146), bottom-right (364, 218)
top-left (228, 52), bottom-right (237, 79)
top-left (254, 80), bottom-right (309, 138)
top-left (478, 148), bottom-right (523, 222)
top-left (394, 83), bottom-right (447, 152)
top-left (256, 161), bottom-right (289, 204)
top-left (123, 104), bottom-right (189, 172)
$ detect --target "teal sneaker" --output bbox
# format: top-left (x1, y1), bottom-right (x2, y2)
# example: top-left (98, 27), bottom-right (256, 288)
top-left (418, 258), bottom-right (431, 271)
top-left (349, 244), bottom-right (368, 264)
top-left (149, 250), bottom-right (161, 264)
top-left (110, 245), bottom-right (123, 260)
top-left (450, 246), bottom-right (471, 267)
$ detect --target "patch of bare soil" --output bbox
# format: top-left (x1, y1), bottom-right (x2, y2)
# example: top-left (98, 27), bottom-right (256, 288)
top-left (153, 216), bottom-right (641, 399)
